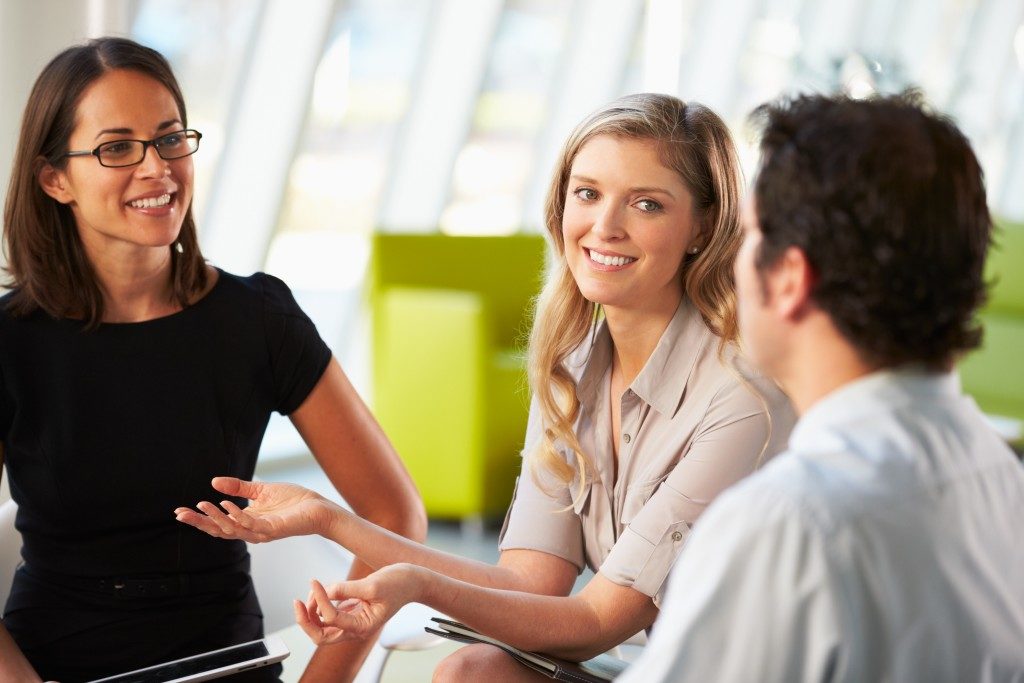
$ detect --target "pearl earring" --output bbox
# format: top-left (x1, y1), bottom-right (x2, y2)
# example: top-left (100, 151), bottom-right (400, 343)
top-left (175, 242), bottom-right (184, 254)
top-left (688, 246), bottom-right (700, 254)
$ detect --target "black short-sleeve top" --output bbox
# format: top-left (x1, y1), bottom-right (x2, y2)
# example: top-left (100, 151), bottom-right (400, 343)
top-left (0, 269), bottom-right (331, 578)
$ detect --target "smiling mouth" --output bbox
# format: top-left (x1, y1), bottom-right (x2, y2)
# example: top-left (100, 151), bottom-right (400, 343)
top-left (127, 193), bottom-right (173, 209)
top-left (588, 249), bottom-right (637, 267)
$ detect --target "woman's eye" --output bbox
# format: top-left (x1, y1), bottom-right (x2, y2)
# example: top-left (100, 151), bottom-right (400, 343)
top-left (574, 188), bottom-right (598, 201)
top-left (636, 199), bottom-right (662, 212)
top-left (158, 132), bottom-right (185, 148)
top-left (100, 141), bottom-right (135, 157)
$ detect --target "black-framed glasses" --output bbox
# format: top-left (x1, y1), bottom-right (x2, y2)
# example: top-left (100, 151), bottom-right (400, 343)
top-left (64, 129), bottom-right (202, 168)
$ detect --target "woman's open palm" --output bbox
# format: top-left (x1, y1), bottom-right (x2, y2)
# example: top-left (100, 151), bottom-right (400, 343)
top-left (174, 477), bottom-right (339, 542)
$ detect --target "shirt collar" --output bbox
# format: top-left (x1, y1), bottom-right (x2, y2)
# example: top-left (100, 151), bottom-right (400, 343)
top-left (789, 367), bottom-right (961, 452)
top-left (574, 297), bottom-right (711, 418)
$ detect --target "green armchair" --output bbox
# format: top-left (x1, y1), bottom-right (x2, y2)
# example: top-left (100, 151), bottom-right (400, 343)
top-left (959, 221), bottom-right (1024, 441)
top-left (368, 233), bottom-right (547, 519)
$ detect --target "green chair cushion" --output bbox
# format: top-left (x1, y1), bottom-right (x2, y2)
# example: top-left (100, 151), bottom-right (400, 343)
top-left (960, 220), bottom-right (1024, 433)
top-left (369, 233), bottom-right (546, 518)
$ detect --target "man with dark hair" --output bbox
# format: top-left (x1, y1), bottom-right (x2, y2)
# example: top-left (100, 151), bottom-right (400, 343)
top-left (619, 93), bottom-right (1024, 682)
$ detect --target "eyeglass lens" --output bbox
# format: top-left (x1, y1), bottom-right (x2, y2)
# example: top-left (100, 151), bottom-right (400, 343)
top-left (97, 130), bottom-right (200, 167)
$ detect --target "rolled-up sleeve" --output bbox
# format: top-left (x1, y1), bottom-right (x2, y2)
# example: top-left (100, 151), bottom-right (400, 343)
top-left (601, 380), bottom-right (775, 606)
top-left (498, 397), bottom-right (587, 572)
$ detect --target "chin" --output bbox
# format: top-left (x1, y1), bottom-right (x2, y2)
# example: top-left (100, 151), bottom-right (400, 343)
top-left (580, 290), bottom-right (628, 310)
top-left (575, 283), bottom-right (610, 304)
top-left (123, 236), bottom-right (179, 252)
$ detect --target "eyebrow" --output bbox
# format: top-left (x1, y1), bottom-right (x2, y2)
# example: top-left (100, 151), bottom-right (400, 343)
top-left (94, 119), bottom-right (182, 140)
top-left (569, 174), bottom-right (677, 200)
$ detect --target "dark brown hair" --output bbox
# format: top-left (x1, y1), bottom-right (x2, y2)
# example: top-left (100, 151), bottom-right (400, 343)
top-left (3, 36), bottom-right (207, 326)
top-left (751, 91), bottom-right (991, 370)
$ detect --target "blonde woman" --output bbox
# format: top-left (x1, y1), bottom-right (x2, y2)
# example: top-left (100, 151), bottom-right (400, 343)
top-left (178, 93), bottom-right (794, 680)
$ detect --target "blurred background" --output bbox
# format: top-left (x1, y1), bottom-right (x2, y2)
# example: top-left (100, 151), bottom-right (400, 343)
top-left (1, 0), bottom-right (1023, 494)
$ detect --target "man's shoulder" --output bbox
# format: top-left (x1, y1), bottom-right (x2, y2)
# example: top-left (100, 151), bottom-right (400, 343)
top-left (698, 453), bottom-right (838, 540)
top-left (709, 395), bottom-right (1024, 545)
top-left (699, 438), bottom-right (889, 551)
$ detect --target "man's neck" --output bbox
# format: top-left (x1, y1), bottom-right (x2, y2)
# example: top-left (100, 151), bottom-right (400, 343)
top-left (778, 319), bottom-right (877, 416)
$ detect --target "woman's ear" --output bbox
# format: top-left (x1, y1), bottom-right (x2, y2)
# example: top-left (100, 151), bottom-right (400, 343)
top-left (37, 161), bottom-right (73, 204)
top-left (687, 218), bottom-right (707, 254)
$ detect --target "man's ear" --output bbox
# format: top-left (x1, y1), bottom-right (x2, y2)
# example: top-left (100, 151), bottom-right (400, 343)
top-left (37, 161), bottom-right (73, 204)
top-left (766, 245), bottom-right (815, 321)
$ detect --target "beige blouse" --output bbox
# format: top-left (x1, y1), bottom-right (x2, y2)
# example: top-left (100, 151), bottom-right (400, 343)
top-left (499, 297), bottom-right (795, 607)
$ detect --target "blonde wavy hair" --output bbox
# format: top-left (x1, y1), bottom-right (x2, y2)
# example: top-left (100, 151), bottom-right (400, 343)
top-left (528, 93), bottom-right (743, 496)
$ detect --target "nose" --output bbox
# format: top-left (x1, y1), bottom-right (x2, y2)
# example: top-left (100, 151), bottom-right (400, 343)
top-left (590, 202), bottom-right (626, 240)
top-left (135, 143), bottom-right (171, 178)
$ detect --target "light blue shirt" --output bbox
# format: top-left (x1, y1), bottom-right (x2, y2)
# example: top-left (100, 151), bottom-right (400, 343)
top-left (620, 369), bottom-right (1024, 682)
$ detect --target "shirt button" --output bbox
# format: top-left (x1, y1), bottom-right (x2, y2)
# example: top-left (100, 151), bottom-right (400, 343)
top-left (671, 531), bottom-right (683, 542)
top-left (623, 433), bottom-right (631, 444)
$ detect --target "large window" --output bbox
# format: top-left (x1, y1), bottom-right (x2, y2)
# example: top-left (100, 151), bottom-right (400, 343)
top-left (264, 0), bottom-right (430, 298)
top-left (132, 0), bottom-right (261, 223)
top-left (260, 0), bottom-right (432, 389)
top-left (440, 0), bottom-right (572, 236)
top-left (274, 1), bottom-right (430, 242)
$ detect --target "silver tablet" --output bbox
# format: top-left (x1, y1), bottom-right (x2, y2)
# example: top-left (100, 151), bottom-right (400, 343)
top-left (87, 636), bottom-right (289, 683)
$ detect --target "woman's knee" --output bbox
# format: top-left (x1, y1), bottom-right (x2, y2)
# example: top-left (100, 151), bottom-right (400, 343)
top-left (432, 644), bottom-right (513, 682)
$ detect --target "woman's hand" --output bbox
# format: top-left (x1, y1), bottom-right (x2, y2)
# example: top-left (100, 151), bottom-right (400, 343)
top-left (295, 564), bottom-right (423, 644)
top-left (174, 477), bottom-right (341, 542)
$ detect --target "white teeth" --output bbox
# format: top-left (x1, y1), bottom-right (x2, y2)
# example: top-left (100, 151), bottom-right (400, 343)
top-left (589, 250), bottom-right (636, 267)
top-left (128, 193), bottom-right (171, 209)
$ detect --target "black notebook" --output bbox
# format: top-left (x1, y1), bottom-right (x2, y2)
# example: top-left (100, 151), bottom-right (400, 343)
top-left (426, 617), bottom-right (629, 683)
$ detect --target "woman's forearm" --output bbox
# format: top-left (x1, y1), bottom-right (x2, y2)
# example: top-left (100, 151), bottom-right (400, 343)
top-left (288, 360), bottom-right (532, 592)
top-left (320, 508), bottom-right (529, 592)
top-left (410, 566), bottom-right (634, 661)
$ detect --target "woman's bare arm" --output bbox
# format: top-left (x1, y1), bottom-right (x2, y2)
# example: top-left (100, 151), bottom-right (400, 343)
top-left (279, 359), bottom-right (425, 683)
top-left (298, 564), bottom-right (657, 662)
top-left (177, 476), bottom-right (577, 597)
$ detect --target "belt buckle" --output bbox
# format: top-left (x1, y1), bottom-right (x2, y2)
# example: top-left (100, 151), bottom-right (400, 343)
top-left (110, 577), bottom-right (180, 597)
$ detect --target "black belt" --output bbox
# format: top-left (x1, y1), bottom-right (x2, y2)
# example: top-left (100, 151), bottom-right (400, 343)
top-left (22, 557), bottom-right (251, 599)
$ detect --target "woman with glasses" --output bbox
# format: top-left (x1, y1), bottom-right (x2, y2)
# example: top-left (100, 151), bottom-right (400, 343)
top-left (0, 37), bottom-right (426, 682)
top-left (179, 93), bottom-right (795, 680)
